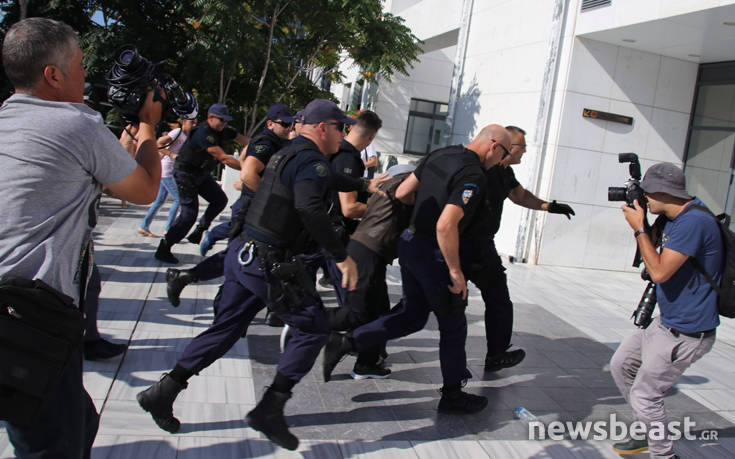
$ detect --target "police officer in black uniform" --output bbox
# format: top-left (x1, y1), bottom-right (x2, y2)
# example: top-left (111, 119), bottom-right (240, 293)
top-left (323, 110), bottom-right (382, 305)
top-left (164, 104), bottom-right (294, 306)
top-left (323, 124), bottom-right (512, 414)
top-left (462, 126), bottom-right (574, 373)
top-left (136, 100), bottom-right (382, 449)
top-left (154, 103), bottom-right (249, 264)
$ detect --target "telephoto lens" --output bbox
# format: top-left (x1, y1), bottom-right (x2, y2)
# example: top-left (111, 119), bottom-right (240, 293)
top-left (632, 281), bottom-right (657, 328)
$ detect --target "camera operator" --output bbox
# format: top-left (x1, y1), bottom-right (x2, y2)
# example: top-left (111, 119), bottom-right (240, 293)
top-left (154, 103), bottom-right (250, 264)
top-left (611, 163), bottom-right (722, 457)
top-left (0, 17), bottom-right (163, 458)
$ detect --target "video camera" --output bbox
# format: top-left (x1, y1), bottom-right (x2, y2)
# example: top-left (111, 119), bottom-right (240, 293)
top-left (608, 153), bottom-right (647, 209)
top-left (105, 45), bottom-right (198, 123)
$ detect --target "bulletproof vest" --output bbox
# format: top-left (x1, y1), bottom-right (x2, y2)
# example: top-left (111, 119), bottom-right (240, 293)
top-left (327, 142), bottom-right (367, 224)
top-left (175, 126), bottom-right (216, 172)
top-left (244, 142), bottom-right (306, 247)
top-left (410, 145), bottom-right (483, 239)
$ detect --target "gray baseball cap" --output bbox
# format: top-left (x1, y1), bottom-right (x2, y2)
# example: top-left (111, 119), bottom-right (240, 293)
top-left (640, 162), bottom-right (692, 200)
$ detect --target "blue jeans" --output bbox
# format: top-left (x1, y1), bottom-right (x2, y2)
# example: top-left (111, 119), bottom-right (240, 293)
top-left (140, 176), bottom-right (180, 232)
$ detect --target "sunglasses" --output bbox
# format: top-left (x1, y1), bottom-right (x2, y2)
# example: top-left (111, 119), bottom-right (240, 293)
top-left (492, 139), bottom-right (510, 158)
top-left (272, 120), bottom-right (293, 128)
top-left (323, 121), bottom-right (346, 133)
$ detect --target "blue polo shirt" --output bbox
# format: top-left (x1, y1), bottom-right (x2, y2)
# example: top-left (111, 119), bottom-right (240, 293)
top-left (658, 198), bottom-right (723, 333)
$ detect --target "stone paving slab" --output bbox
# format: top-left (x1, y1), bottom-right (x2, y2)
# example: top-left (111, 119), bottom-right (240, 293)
top-left (2, 197), bottom-right (735, 458)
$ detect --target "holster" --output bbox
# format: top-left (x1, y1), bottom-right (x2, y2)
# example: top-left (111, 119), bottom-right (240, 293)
top-left (0, 277), bottom-right (84, 426)
top-left (256, 243), bottom-right (317, 316)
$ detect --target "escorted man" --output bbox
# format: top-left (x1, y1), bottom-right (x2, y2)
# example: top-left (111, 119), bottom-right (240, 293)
top-left (323, 163), bottom-right (415, 379)
top-left (0, 17), bottom-right (162, 458)
top-left (165, 104), bottom-right (294, 307)
top-left (612, 163), bottom-right (722, 458)
top-left (136, 100), bottom-right (382, 450)
top-left (155, 103), bottom-right (249, 264)
top-left (464, 125), bottom-right (575, 372)
top-left (323, 125), bottom-right (511, 413)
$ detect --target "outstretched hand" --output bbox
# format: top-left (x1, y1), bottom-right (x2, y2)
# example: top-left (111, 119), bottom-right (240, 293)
top-left (547, 200), bottom-right (575, 219)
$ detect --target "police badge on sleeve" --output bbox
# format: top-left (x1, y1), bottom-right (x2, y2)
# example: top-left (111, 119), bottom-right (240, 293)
top-left (462, 188), bottom-right (474, 205)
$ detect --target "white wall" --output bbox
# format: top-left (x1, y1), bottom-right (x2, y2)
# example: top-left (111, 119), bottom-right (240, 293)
top-left (576, 0), bottom-right (735, 35)
top-left (535, 37), bottom-right (698, 271)
top-left (448, 0), bottom-right (560, 256)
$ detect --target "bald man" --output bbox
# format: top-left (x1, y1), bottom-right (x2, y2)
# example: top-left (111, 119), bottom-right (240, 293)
top-left (323, 125), bottom-right (511, 413)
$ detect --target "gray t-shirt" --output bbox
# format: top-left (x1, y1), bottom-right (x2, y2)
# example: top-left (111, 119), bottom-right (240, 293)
top-left (0, 94), bottom-right (137, 304)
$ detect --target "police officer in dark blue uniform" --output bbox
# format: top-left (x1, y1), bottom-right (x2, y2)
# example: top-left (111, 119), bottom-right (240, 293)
top-left (136, 100), bottom-right (381, 449)
top-left (154, 103), bottom-right (249, 264)
top-left (323, 124), bottom-right (512, 414)
top-left (462, 126), bottom-right (574, 372)
top-left (164, 104), bottom-right (294, 307)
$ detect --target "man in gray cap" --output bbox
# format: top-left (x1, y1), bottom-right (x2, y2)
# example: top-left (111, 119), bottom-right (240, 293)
top-left (611, 162), bottom-right (723, 457)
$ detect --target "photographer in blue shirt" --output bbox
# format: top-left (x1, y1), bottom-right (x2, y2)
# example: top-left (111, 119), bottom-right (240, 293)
top-left (612, 162), bottom-right (722, 458)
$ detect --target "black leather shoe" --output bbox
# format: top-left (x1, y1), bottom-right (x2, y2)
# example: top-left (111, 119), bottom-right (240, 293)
top-left (83, 339), bottom-right (126, 361)
top-left (484, 349), bottom-right (526, 372)
top-left (166, 268), bottom-right (197, 307)
top-left (437, 387), bottom-right (488, 414)
top-left (265, 311), bottom-right (285, 327)
top-left (155, 239), bottom-right (179, 264)
top-left (186, 225), bottom-right (206, 244)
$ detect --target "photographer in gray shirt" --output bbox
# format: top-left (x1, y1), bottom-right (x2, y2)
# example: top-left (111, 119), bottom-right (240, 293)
top-left (0, 18), bottom-right (162, 458)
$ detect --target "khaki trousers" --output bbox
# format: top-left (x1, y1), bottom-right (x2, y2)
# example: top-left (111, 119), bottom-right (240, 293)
top-left (610, 316), bottom-right (715, 458)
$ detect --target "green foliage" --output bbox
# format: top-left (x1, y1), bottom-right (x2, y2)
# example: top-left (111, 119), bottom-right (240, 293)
top-left (0, 0), bottom-right (421, 135)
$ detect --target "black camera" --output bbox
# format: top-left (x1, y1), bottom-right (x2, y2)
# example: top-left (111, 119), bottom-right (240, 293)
top-left (608, 153), bottom-right (647, 209)
top-left (105, 45), bottom-right (198, 123)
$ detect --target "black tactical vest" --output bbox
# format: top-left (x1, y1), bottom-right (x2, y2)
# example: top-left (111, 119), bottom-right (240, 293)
top-left (410, 145), bottom-right (484, 239)
top-left (244, 142), bottom-right (306, 246)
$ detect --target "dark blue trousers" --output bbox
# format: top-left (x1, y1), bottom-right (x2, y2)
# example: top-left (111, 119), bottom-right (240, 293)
top-left (352, 230), bottom-right (469, 386)
top-left (191, 195), bottom-right (250, 282)
top-left (276, 297), bottom-right (331, 381)
top-left (165, 170), bottom-right (227, 245)
top-left (176, 238), bottom-right (267, 374)
top-left (4, 346), bottom-right (99, 459)
top-left (461, 238), bottom-right (513, 356)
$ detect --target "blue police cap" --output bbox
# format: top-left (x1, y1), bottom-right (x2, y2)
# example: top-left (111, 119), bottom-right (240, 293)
top-left (208, 103), bottom-right (233, 122)
top-left (301, 99), bottom-right (356, 125)
top-left (266, 104), bottom-right (295, 123)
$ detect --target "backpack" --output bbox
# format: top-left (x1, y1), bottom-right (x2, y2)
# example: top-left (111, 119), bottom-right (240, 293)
top-left (681, 204), bottom-right (735, 318)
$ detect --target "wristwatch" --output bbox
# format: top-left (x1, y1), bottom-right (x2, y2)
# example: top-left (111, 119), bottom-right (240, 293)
top-left (633, 228), bottom-right (646, 238)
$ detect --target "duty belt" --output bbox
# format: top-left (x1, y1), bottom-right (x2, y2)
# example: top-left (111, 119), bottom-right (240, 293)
top-left (174, 162), bottom-right (204, 174)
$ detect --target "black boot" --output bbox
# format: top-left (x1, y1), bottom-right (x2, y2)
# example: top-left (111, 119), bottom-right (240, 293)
top-left (186, 225), bottom-right (206, 244)
top-left (437, 384), bottom-right (488, 414)
top-left (155, 239), bottom-right (179, 264)
top-left (265, 310), bottom-right (285, 327)
top-left (136, 374), bottom-right (187, 433)
top-left (322, 332), bottom-right (354, 382)
top-left (246, 387), bottom-right (299, 450)
top-left (166, 268), bottom-right (198, 307)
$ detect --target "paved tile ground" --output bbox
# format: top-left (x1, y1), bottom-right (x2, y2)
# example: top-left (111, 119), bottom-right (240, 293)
top-left (2, 197), bottom-right (735, 458)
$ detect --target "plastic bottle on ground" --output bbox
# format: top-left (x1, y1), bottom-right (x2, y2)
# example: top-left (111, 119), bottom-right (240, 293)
top-left (514, 406), bottom-right (538, 422)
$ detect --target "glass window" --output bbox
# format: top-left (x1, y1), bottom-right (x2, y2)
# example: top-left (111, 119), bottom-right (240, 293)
top-left (403, 98), bottom-right (448, 156)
